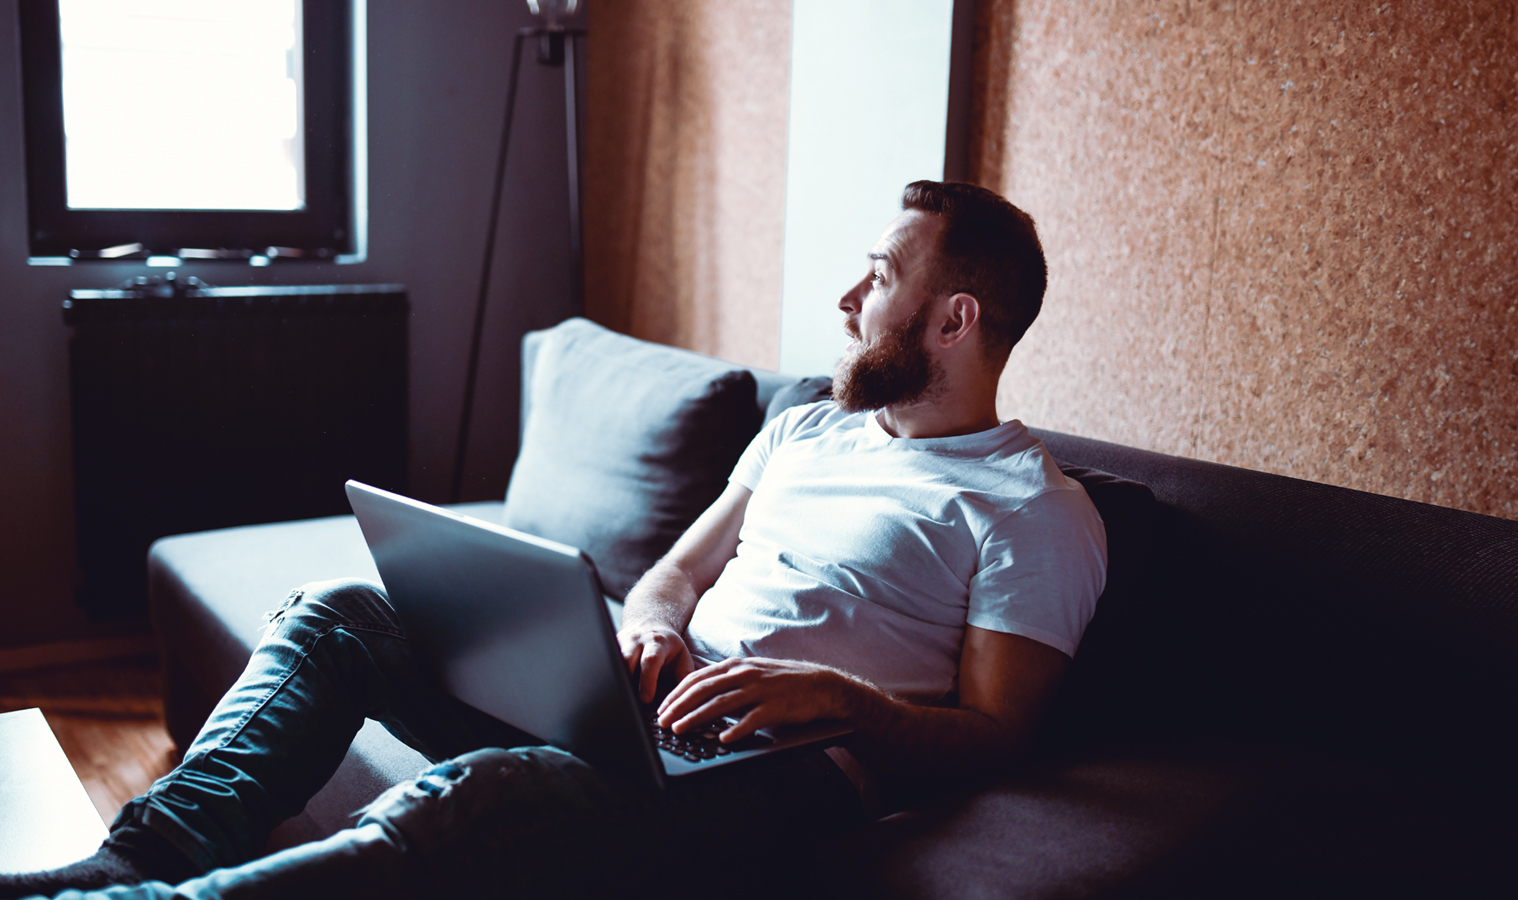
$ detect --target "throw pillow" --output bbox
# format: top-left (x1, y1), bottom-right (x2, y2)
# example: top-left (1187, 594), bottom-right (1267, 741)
top-left (502, 319), bottom-right (761, 599)
top-left (763, 375), bottom-right (834, 425)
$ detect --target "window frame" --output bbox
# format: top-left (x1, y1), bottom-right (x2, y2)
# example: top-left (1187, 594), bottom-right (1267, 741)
top-left (18, 0), bottom-right (364, 263)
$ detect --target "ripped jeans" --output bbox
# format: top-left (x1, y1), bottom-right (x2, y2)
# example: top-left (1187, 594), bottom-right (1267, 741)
top-left (62, 579), bottom-right (864, 899)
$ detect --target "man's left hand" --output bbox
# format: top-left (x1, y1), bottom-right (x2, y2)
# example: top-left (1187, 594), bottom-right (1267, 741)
top-left (656, 657), bottom-right (862, 743)
top-left (656, 630), bottom-right (1068, 777)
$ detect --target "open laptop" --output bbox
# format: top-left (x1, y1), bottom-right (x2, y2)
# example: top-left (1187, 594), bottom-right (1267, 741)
top-left (345, 480), bottom-right (851, 790)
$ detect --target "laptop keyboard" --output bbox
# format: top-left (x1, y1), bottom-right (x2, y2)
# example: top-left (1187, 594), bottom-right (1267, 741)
top-left (645, 710), bottom-right (771, 763)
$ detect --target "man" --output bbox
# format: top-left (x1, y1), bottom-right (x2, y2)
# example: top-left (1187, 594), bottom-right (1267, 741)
top-left (2, 181), bottom-right (1105, 899)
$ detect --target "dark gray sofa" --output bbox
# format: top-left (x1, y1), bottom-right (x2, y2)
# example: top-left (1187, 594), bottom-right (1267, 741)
top-left (149, 318), bottom-right (1517, 898)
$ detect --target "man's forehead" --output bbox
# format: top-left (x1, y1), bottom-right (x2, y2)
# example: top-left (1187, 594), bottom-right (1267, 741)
top-left (871, 209), bottom-right (940, 262)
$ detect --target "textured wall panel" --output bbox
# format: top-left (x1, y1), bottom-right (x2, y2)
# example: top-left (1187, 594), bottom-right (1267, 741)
top-left (583, 0), bottom-right (791, 368)
top-left (984, 0), bottom-right (1518, 519)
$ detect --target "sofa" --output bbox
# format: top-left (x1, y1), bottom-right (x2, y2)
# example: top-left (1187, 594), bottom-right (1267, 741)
top-left (148, 317), bottom-right (1517, 898)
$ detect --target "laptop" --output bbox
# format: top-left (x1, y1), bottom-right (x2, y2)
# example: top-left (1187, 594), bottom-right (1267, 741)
top-left (345, 480), bottom-right (852, 790)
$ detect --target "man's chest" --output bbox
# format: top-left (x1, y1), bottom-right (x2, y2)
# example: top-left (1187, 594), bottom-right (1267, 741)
top-left (741, 448), bottom-right (1001, 582)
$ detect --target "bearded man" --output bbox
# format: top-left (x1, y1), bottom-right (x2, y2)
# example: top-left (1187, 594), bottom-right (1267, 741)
top-left (2, 181), bottom-right (1106, 899)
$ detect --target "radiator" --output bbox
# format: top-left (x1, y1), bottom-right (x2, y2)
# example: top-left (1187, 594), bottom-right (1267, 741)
top-left (64, 283), bottom-right (408, 617)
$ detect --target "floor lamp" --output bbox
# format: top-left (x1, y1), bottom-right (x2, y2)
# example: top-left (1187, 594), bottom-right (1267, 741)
top-left (451, 12), bottom-right (586, 503)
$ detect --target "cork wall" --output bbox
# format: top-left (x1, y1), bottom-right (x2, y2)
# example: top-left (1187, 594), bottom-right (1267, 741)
top-left (981, 0), bottom-right (1518, 518)
top-left (582, 0), bottom-right (792, 368)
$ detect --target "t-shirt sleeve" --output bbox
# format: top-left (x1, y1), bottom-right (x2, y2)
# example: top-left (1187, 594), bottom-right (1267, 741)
top-left (967, 487), bottom-right (1109, 658)
top-left (728, 401), bottom-right (827, 491)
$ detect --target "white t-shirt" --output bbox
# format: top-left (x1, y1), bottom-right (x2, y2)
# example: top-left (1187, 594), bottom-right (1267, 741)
top-left (684, 402), bottom-right (1108, 703)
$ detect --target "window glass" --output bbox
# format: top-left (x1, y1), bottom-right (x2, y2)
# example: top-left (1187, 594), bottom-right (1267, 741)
top-left (59, 0), bottom-right (304, 211)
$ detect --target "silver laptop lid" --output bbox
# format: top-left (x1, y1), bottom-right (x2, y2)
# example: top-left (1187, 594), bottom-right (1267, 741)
top-left (344, 481), bottom-right (665, 789)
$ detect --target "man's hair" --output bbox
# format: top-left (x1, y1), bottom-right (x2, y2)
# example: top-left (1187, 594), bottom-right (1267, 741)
top-left (900, 180), bottom-right (1047, 364)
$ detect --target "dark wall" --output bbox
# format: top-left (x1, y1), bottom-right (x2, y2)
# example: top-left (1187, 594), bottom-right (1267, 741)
top-left (0, 0), bottom-right (583, 647)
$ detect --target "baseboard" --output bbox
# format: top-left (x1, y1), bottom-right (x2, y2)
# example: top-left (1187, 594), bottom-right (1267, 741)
top-left (0, 634), bottom-right (158, 675)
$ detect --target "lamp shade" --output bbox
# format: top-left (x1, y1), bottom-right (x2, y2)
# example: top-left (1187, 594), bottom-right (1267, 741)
top-left (525, 0), bottom-right (578, 28)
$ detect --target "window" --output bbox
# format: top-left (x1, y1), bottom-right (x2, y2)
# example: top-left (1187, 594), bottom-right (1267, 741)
top-left (19, 0), bottom-right (366, 263)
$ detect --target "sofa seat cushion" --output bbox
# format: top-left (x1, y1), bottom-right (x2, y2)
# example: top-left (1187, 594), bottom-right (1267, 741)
top-left (503, 318), bottom-right (761, 599)
top-left (818, 748), bottom-right (1510, 900)
top-left (264, 719), bottom-right (430, 853)
top-left (151, 502), bottom-right (505, 656)
top-left (815, 755), bottom-right (1255, 900)
top-left (149, 503), bottom-right (504, 744)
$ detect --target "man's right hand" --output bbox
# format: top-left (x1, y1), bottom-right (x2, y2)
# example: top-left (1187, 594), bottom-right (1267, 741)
top-left (615, 484), bottom-right (751, 704)
top-left (618, 624), bottom-right (695, 704)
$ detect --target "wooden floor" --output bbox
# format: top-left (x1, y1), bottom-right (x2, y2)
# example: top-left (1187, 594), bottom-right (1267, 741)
top-left (0, 654), bottom-right (179, 825)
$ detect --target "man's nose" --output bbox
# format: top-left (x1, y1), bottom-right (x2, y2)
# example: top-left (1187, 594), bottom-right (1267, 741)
top-left (839, 275), bottom-right (869, 314)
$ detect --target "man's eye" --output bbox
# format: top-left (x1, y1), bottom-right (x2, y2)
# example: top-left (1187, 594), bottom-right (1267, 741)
top-left (870, 272), bottom-right (885, 285)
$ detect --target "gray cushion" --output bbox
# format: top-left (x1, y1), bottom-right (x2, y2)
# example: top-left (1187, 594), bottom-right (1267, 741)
top-left (266, 719), bottom-right (430, 853)
top-left (503, 319), bottom-right (761, 598)
top-left (764, 375), bottom-right (834, 424)
top-left (150, 503), bottom-right (506, 660)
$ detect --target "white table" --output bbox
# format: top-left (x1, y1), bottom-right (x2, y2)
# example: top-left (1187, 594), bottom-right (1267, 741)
top-left (0, 708), bottom-right (107, 873)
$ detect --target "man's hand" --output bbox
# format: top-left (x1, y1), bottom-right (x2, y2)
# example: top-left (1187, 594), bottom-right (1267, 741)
top-left (656, 657), bottom-right (862, 742)
top-left (618, 624), bottom-right (695, 704)
top-left (617, 483), bottom-right (753, 704)
top-left (657, 628), bottom-right (1069, 780)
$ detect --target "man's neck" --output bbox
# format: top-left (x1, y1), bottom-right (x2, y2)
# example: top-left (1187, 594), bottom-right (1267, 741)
top-left (875, 397), bottom-right (1002, 440)
top-left (865, 347), bottom-right (1007, 439)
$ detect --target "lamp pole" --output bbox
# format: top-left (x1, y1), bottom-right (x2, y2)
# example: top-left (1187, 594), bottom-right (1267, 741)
top-left (451, 22), bottom-right (585, 504)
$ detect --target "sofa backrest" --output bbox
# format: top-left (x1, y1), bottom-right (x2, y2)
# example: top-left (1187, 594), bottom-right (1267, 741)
top-left (1033, 428), bottom-right (1518, 787)
top-left (512, 322), bottom-right (1517, 784)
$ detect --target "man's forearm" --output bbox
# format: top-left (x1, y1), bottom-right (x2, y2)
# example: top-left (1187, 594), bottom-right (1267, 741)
top-left (848, 694), bottom-right (1035, 775)
top-left (619, 559), bottom-right (707, 702)
top-left (832, 675), bottom-right (1037, 778)
top-left (620, 558), bottom-right (701, 633)
top-left (840, 627), bottom-right (1068, 780)
top-left (620, 482), bottom-right (751, 638)
top-left (660, 655), bottom-right (1045, 781)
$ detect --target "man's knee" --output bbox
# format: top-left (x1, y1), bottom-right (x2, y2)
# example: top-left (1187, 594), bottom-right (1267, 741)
top-left (356, 747), bottom-right (619, 854)
top-left (264, 577), bottom-right (400, 635)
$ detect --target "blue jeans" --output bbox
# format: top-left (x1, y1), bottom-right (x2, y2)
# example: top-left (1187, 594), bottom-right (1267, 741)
top-left (58, 579), bottom-right (864, 899)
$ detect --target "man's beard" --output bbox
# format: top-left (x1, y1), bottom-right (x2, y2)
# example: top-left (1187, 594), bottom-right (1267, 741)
top-left (834, 301), bottom-right (942, 413)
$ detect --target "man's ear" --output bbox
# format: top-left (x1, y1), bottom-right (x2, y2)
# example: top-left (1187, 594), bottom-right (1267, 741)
top-left (935, 292), bottom-right (981, 349)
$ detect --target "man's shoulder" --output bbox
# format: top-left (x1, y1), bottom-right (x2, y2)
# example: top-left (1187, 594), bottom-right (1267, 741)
top-left (767, 400), bottom-right (863, 441)
top-left (936, 425), bottom-right (1098, 519)
top-left (985, 439), bottom-right (1106, 544)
